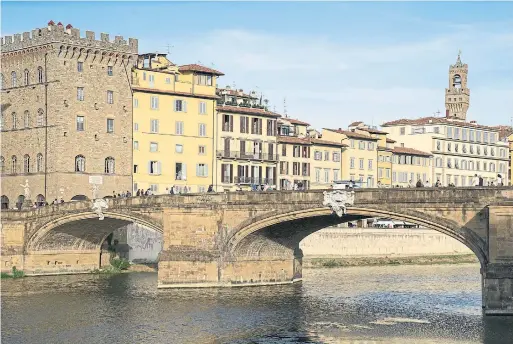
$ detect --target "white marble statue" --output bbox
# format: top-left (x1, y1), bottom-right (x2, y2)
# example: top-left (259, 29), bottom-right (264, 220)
top-left (20, 179), bottom-right (31, 200)
top-left (91, 198), bottom-right (109, 220)
top-left (322, 190), bottom-right (355, 217)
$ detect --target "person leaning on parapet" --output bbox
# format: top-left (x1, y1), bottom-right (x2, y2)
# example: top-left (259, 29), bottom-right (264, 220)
top-left (416, 179), bottom-right (423, 188)
top-left (478, 175), bottom-right (484, 186)
top-left (497, 174), bottom-right (503, 186)
top-left (435, 179), bottom-right (442, 187)
top-left (425, 180), bottom-right (431, 187)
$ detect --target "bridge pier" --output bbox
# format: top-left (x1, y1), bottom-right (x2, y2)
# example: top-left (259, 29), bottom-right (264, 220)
top-left (482, 264), bottom-right (513, 315)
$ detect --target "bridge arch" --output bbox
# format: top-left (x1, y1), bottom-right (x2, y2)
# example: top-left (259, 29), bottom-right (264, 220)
top-left (227, 207), bottom-right (487, 267)
top-left (26, 211), bottom-right (163, 253)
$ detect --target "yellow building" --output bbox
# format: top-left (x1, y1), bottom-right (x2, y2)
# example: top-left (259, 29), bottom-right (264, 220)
top-left (310, 139), bottom-right (344, 189)
top-left (215, 87), bottom-right (279, 191)
top-left (131, 54), bottom-right (223, 194)
top-left (277, 136), bottom-right (311, 190)
top-left (391, 147), bottom-right (433, 187)
top-left (322, 127), bottom-right (379, 187)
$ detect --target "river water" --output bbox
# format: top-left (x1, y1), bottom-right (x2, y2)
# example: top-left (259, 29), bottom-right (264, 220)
top-left (2, 263), bottom-right (512, 344)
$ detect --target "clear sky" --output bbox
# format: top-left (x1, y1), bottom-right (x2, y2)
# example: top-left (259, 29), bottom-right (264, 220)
top-left (2, 1), bottom-right (512, 129)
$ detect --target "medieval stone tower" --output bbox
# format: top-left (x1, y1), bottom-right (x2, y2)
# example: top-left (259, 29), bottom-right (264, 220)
top-left (445, 51), bottom-right (470, 121)
top-left (1, 21), bottom-right (138, 208)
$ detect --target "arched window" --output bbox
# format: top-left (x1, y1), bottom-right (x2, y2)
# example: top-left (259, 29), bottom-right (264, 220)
top-left (469, 161), bottom-right (474, 171)
top-left (105, 157), bottom-right (115, 174)
top-left (24, 69), bottom-right (30, 86)
top-left (36, 194), bottom-right (45, 207)
top-left (37, 67), bottom-right (44, 83)
top-left (0, 73), bottom-right (4, 90)
top-left (12, 112), bottom-right (17, 129)
top-left (24, 110), bottom-right (30, 128)
top-left (1, 195), bottom-right (9, 209)
top-left (23, 154), bottom-right (30, 173)
top-left (461, 160), bottom-right (467, 170)
top-left (0, 156), bottom-right (4, 174)
top-left (490, 163), bottom-right (496, 172)
top-left (75, 155), bottom-right (85, 172)
top-left (37, 108), bottom-right (44, 126)
top-left (36, 153), bottom-right (43, 172)
top-left (11, 71), bottom-right (17, 87)
top-left (11, 155), bottom-right (17, 174)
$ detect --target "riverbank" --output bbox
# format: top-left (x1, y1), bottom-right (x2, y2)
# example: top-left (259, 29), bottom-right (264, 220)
top-left (304, 254), bottom-right (479, 268)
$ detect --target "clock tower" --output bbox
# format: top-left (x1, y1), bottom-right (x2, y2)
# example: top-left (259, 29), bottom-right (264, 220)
top-left (445, 51), bottom-right (470, 121)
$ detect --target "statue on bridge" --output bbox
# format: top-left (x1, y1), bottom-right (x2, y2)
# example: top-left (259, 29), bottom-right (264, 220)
top-left (20, 179), bottom-right (31, 200)
top-left (91, 198), bottom-right (109, 220)
top-left (323, 190), bottom-right (355, 217)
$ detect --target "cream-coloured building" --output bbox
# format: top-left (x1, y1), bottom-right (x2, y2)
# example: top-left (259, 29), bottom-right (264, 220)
top-left (215, 87), bottom-right (279, 191)
top-left (310, 138), bottom-right (344, 189)
top-left (391, 147), bottom-right (433, 187)
top-left (132, 54), bottom-right (223, 194)
top-left (382, 54), bottom-right (508, 186)
top-left (322, 128), bottom-right (380, 187)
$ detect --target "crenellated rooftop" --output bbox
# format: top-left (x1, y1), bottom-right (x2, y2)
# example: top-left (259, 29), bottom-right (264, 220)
top-left (1, 21), bottom-right (138, 54)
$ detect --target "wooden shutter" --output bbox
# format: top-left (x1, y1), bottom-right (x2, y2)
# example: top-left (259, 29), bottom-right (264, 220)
top-left (157, 161), bottom-right (162, 175)
top-left (183, 101), bottom-right (187, 113)
top-left (259, 166), bottom-right (262, 183)
top-left (229, 164), bottom-right (233, 183)
top-left (240, 140), bottom-right (245, 154)
top-left (273, 167), bottom-right (277, 184)
top-left (258, 119), bottom-right (262, 135)
top-left (229, 115), bottom-right (233, 132)
top-left (240, 117), bottom-right (244, 133)
top-left (183, 163), bottom-right (187, 180)
top-left (147, 161), bottom-right (152, 174)
top-left (221, 164), bottom-right (225, 182)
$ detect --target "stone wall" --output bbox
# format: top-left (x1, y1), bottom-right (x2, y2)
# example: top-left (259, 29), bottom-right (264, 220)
top-left (300, 227), bottom-right (472, 257)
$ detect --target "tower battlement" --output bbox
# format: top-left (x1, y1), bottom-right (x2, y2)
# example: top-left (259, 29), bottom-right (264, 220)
top-left (1, 22), bottom-right (138, 54)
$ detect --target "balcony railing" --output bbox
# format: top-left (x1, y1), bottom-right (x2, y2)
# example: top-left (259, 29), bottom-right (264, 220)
top-left (234, 176), bottom-right (275, 185)
top-left (216, 150), bottom-right (278, 161)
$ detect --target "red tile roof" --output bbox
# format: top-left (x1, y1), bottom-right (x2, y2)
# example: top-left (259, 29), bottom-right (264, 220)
top-left (178, 64), bottom-right (225, 76)
top-left (217, 105), bottom-right (281, 118)
top-left (277, 136), bottom-right (346, 147)
top-left (132, 86), bottom-right (219, 100)
top-left (311, 138), bottom-right (347, 147)
top-left (360, 127), bottom-right (388, 135)
top-left (382, 116), bottom-right (499, 131)
top-left (349, 121), bottom-right (363, 127)
top-left (386, 138), bottom-right (396, 143)
top-left (378, 145), bottom-right (393, 152)
top-left (324, 128), bottom-right (379, 141)
top-left (392, 147), bottom-right (432, 157)
top-left (279, 118), bottom-right (310, 126)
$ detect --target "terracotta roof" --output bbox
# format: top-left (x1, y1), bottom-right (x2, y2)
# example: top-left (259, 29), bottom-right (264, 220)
top-left (279, 118), bottom-right (310, 126)
top-left (378, 145), bottom-right (393, 152)
top-left (132, 86), bottom-right (219, 100)
top-left (217, 105), bottom-right (281, 118)
top-left (392, 147), bottom-right (432, 157)
top-left (349, 121), bottom-right (363, 127)
top-left (324, 128), bottom-right (379, 141)
top-left (494, 125), bottom-right (513, 141)
top-left (360, 127), bottom-right (388, 135)
top-left (277, 136), bottom-right (311, 145)
top-left (386, 138), bottom-right (396, 143)
top-left (382, 116), bottom-right (499, 131)
top-left (178, 64), bottom-right (225, 76)
top-left (311, 138), bottom-right (347, 147)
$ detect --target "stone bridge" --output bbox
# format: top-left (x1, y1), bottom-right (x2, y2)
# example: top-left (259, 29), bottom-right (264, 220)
top-left (1, 188), bottom-right (513, 315)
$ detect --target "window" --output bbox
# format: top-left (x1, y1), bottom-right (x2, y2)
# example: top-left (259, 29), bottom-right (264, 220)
top-left (11, 71), bottom-right (17, 87)
top-left (436, 141), bottom-right (441, 150)
top-left (334, 169), bottom-right (339, 181)
top-left (174, 74), bottom-right (179, 82)
top-left (175, 121), bottom-right (184, 135)
top-left (134, 165), bottom-right (138, 173)
top-left (133, 141), bottom-right (139, 150)
top-left (359, 141), bottom-right (365, 150)
top-left (36, 153), bottom-right (43, 172)
top-left (165, 77), bottom-right (171, 84)
top-left (368, 159), bottom-right (373, 170)
top-left (11, 112), bottom-right (17, 130)
top-left (491, 148), bottom-right (495, 156)
top-left (76, 116), bottom-right (84, 131)
top-left (151, 119), bottom-right (159, 133)
top-left (134, 123), bottom-right (139, 131)
top-left (174, 99), bottom-right (187, 112)
top-left (315, 168), bottom-right (321, 183)
top-left (24, 69), bottom-right (30, 85)
top-left (251, 118), bottom-right (262, 134)
top-left (223, 115), bottom-right (234, 132)
top-left (350, 157), bottom-right (355, 169)
top-left (199, 123), bottom-right (207, 137)
top-left (462, 129), bottom-right (468, 141)
top-left (105, 157), bottom-right (115, 174)
top-left (107, 66), bottom-right (113, 76)
top-left (107, 90), bottom-right (114, 104)
top-left (198, 145), bottom-right (206, 155)
top-left (78, 62), bottom-right (83, 72)
top-left (350, 139), bottom-right (355, 148)
top-left (462, 145), bottom-right (467, 153)
top-left (23, 155), bottom-right (30, 173)
top-left (455, 144), bottom-right (459, 152)
top-left (434, 127), bottom-right (440, 134)
top-left (37, 109), bottom-right (44, 126)
top-left (240, 116), bottom-right (249, 133)
top-left (400, 127), bottom-right (405, 135)
top-left (150, 142), bottom-right (158, 152)
top-left (23, 111), bottom-right (30, 128)
top-left (282, 145), bottom-right (287, 157)
top-left (484, 132), bottom-right (489, 143)
top-left (324, 169), bottom-right (330, 183)
top-left (476, 131), bottom-right (482, 142)
top-left (149, 74), bottom-right (155, 87)
top-left (175, 162), bottom-right (186, 180)
top-left (447, 158), bottom-right (452, 168)
top-left (196, 74), bottom-right (212, 86)
top-left (133, 98), bottom-right (139, 108)
top-left (470, 130), bottom-right (475, 141)
top-left (107, 118), bottom-right (114, 133)
top-left (151, 96), bottom-right (159, 109)
top-left (314, 151), bottom-right (322, 160)
top-left (333, 152), bottom-right (340, 162)
top-left (196, 163), bottom-right (208, 177)
top-left (75, 155), bottom-right (85, 172)
top-left (447, 143), bottom-right (451, 152)
top-left (77, 87), bottom-right (84, 101)
top-left (199, 101), bottom-right (207, 114)
top-left (359, 158), bottom-right (364, 170)
top-left (150, 184), bottom-right (158, 192)
top-left (176, 144), bottom-right (183, 153)
top-left (143, 72), bottom-right (146, 81)
top-left (149, 161), bottom-right (161, 175)
top-left (324, 151), bottom-right (330, 161)
top-left (267, 120), bottom-right (277, 136)
top-left (454, 128), bottom-right (460, 140)
top-left (11, 156), bottom-right (17, 174)
top-left (37, 67), bottom-right (44, 83)
top-left (447, 127), bottom-right (453, 139)
top-left (367, 142), bottom-right (374, 150)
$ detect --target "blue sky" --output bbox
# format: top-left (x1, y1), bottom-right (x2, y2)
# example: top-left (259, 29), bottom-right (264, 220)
top-left (2, 1), bottom-right (512, 129)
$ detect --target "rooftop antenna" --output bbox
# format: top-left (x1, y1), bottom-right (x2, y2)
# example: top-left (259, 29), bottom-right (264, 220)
top-left (434, 109), bottom-right (441, 117)
top-left (283, 97), bottom-right (288, 118)
top-left (165, 43), bottom-right (174, 55)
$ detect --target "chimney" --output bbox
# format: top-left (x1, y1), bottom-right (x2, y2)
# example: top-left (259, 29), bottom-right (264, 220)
top-left (445, 109), bottom-right (450, 117)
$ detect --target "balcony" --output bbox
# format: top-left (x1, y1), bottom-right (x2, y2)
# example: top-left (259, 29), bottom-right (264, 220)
top-left (234, 176), bottom-right (275, 185)
top-left (216, 150), bottom-right (278, 161)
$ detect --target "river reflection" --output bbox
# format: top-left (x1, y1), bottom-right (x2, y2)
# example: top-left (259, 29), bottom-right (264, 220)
top-left (2, 263), bottom-right (512, 344)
